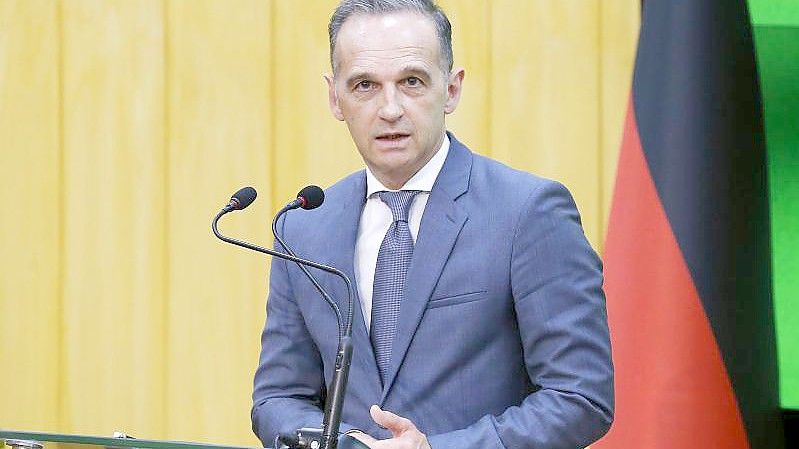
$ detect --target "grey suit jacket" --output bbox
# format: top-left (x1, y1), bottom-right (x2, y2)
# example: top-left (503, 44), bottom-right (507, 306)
top-left (251, 134), bottom-right (614, 449)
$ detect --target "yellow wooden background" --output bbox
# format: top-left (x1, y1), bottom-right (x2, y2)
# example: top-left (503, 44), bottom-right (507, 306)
top-left (0, 0), bottom-right (639, 446)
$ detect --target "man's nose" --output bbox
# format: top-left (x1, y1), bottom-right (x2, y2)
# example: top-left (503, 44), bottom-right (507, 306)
top-left (377, 86), bottom-right (403, 122)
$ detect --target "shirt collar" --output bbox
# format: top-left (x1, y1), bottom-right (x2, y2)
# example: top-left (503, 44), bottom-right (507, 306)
top-left (365, 133), bottom-right (450, 197)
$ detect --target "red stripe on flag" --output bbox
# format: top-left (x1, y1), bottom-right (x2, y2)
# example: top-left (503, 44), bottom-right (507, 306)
top-left (594, 100), bottom-right (749, 449)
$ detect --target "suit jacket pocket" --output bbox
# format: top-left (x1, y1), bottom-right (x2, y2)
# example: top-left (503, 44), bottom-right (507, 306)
top-left (426, 291), bottom-right (488, 309)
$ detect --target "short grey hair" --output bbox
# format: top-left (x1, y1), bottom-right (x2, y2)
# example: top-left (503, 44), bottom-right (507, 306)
top-left (328, 0), bottom-right (453, 75)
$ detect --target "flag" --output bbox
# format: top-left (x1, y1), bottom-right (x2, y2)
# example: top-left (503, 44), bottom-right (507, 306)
top-left (595, 1), bottom-right (784, 448)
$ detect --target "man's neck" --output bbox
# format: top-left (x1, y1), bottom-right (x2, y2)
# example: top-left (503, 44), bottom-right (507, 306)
top-left (379, 174), bottom-right (419, 191)
top-left (366, 137), bottom-right (450, 195)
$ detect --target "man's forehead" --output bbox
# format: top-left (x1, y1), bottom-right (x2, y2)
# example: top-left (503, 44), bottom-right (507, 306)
top-left (333, 11), bottom-right (441, 68)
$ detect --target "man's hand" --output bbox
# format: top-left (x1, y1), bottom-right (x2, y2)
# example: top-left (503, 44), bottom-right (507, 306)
top-left (348, 405), bottom-right (431, 449)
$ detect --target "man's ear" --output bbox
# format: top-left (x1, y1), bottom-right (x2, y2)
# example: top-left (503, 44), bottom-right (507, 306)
top-left (324, 74), bottom-right (345, 121)
top-left (444, 68), bottom-right (465, 115)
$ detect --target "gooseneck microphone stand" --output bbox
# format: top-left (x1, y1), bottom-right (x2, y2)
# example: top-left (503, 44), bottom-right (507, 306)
top-left (212, 187), bottom-right (364, 449)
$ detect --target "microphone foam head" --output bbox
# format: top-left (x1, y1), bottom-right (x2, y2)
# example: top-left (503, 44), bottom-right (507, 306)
top-left (231, 186), bottom-right (257, 210)
top-left (297, 185), bottom-right (325, 210)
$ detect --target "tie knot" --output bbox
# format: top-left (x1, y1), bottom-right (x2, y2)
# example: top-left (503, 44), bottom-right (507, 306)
top-left (378, 190), bottom-right (421, 223)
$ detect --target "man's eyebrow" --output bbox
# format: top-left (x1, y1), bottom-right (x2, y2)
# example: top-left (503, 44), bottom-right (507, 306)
top-left (400, 65), bottom-right (433, 79)
top-left (345, 71), bottom-right (373, 86)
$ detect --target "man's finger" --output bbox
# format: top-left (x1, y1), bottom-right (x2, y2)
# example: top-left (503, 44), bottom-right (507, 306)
top-left (369, 405), bottom-right (414, 436)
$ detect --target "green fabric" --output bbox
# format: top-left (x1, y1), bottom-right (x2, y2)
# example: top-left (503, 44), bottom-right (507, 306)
top-left (753, 24), bottom-right (799, 410)
top-left (749, 0), bottom-right (799, 26)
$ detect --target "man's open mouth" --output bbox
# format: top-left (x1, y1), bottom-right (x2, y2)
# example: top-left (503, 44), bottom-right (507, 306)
top-left (376, 133), bottom-right (410, 141)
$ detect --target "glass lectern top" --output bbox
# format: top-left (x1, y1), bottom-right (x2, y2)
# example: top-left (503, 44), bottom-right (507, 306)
top-left (0, 430), bottom-right (260, 449)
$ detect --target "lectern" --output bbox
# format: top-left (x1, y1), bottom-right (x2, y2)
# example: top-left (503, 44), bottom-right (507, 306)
top-left (0, 430), bottom-right (365, 449)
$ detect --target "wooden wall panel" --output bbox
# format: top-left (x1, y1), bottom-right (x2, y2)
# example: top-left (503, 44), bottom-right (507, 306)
top-left (165, 1), bottom-right (270, 445)
top-left (438, 0), bottom-right (492, 153)
top-left (491, 0), bottom-right (603, 248)
top-left (0, 0), bottom-right (61, 430)
top-left (59, 0), bottom-right (166, 436)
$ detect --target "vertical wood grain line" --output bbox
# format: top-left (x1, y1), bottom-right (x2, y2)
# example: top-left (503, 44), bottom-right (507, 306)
top-left (56, 0), bottom-right (67, 430)
top-left (485, 0), bottom-right (492, 155)
top-left (161, 0), bottom-right (170, 437)
top-left (268, 0), bottom-right (277, 209)
top-left (596, 0), bottom-right (605, 252)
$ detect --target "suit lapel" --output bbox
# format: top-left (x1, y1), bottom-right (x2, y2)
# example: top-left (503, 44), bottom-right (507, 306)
top-left (380, 135), bottom-right (472, 402)
top-left (323, 172), bottom-right (382, 389)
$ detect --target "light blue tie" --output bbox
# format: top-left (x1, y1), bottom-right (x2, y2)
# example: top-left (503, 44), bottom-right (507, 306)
top-left (371, 190), bottom-right (421, 385)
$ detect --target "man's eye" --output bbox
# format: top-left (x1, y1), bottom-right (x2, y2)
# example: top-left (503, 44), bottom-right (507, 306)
top-left (405, 77), bottom-right (422, 87)
top-left (355, 80), bottom-right (373, 91)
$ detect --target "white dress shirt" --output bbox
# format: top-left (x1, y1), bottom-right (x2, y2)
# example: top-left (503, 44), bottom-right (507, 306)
top-left (354, 134), bottom-right (450, 331)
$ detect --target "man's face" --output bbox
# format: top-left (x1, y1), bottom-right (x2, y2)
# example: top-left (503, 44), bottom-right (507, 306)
top-left (326, 11), bottom-right (464, 189)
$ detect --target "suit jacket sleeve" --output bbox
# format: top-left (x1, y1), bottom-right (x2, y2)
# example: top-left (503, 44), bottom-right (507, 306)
top-left (250, 241), bottom-right (359, 446)
top-left (427, 180), bottom-right (614, 449)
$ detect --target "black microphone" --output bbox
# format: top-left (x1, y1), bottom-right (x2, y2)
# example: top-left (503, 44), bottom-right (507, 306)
top-left (287, 185), bottom-right (325, 211)
top-left (212, 187), bottom-right (360, 449)
top-left (272, 186), bottom-right (354, 449)
top-left (223, 186), bottom-right (257, 212)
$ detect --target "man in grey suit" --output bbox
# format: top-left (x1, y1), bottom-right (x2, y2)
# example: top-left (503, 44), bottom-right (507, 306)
top-left (251, 1), bottom-right (614, 448)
